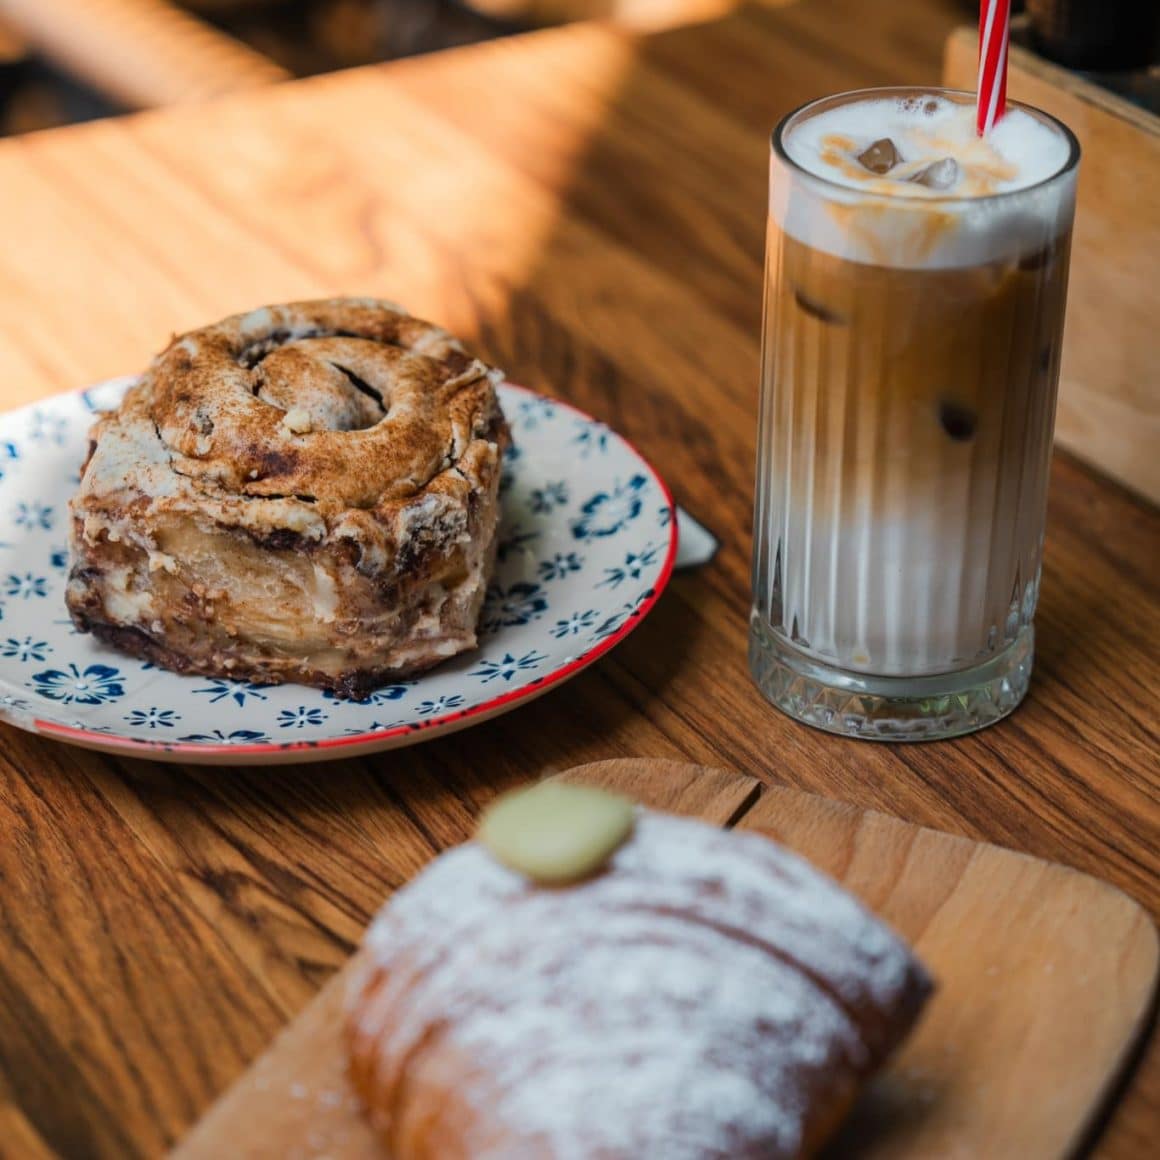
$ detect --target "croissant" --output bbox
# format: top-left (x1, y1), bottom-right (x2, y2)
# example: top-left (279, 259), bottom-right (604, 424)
top-left (66, 298), bottom-right (508, 697)
top-left (346, 785), bottom-right (932, 1159)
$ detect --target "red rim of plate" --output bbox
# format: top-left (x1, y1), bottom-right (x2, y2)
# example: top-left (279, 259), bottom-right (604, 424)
top-left (31, 384), bottom-right (679, 759)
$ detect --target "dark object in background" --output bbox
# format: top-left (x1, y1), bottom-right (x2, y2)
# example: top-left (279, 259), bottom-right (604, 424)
top-left (192, 0), bottom-right (521, 75)
top-left (0, 0), bottom-right (521, 135)
top-left (1026, 0), bottom-right (1159, 71)
top-left (0, 16), bottom-right (126, 134)
top-left (0, 19), bottom-right (27, 106)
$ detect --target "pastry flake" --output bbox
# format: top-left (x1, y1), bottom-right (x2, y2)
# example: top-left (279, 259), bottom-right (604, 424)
top-left (66, 299), bottom-right (509, 698)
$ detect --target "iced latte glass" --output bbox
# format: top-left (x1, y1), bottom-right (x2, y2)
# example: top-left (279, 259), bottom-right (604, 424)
top-left (750, 88), bottom-right (1080, 740)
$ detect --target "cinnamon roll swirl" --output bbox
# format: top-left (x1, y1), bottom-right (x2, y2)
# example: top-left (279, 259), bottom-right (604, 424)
top-left (346, 789), bottom-right (933, 1159)
top-left (66, 299), bottom-right (509, 698)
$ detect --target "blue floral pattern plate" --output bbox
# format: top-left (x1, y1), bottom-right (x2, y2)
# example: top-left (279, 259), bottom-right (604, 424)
top-left (0, 379), bottom-right (676, 764)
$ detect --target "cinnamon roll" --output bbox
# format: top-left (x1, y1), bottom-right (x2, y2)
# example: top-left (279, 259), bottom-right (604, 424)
top-left (66, 299), bottom-right (508, 697)
top-left (346, 783), bottom-right (933, 1159)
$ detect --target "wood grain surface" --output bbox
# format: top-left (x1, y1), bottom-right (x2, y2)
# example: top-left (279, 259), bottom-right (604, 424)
top-left (174, 759), bottom-right (1159, 1160)
top-left (0, 2), bottom-right (1155, 1157)
top-left (740, 790), bottom-right (1159, 1158)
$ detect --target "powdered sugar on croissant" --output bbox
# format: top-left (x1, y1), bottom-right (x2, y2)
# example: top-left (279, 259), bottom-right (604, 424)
top-left (346, 809), bottom-right (932, 1159)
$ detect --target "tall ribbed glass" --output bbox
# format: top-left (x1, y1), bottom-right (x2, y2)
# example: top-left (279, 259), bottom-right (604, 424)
top-left (749, 88), bottom-right (1080, 739)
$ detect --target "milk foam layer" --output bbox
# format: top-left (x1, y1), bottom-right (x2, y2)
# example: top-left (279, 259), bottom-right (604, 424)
top-left (772, 92), bottom-right (1077, 269)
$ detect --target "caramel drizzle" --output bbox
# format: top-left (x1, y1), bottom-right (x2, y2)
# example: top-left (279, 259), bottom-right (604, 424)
top-left (816, 132), bottom-right (1018, 199)
top-left (809, 132), bottom-right (1023, 263)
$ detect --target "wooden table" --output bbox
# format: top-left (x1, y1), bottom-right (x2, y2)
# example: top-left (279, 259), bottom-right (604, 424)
top-left (0, 2), bottom-right (1155, 1156)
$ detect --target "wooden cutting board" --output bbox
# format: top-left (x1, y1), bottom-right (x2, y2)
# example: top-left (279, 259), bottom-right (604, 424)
top-left (173, 759), bottom-right (1157, 1159)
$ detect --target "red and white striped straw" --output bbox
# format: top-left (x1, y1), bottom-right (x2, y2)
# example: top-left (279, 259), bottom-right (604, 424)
top-left (976, 0), bottom-right (1011, 136)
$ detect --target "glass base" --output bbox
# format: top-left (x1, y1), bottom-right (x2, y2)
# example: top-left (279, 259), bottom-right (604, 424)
top-left (748, 616), bottom-right (1034, 741)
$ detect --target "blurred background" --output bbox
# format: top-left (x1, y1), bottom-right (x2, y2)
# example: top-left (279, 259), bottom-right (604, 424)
top-left (0, 0), bottom-right (534, 135)
top-left (0, 0), bottom-right (958, 136)
top-left (0, 0), bottom-right (1154, 137)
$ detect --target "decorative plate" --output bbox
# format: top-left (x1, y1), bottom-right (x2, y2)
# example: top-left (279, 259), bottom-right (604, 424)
top-left (0, 379), bottom-right (676, 764)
